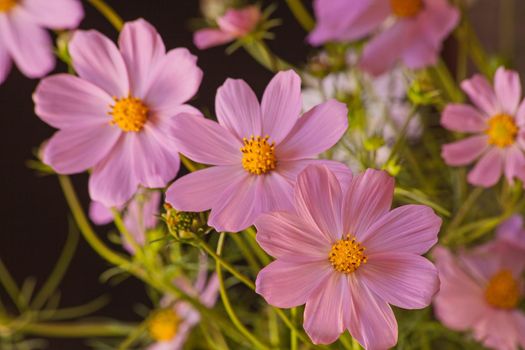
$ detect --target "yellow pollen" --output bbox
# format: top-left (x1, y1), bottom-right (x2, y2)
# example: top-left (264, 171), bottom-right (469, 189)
top-left (390, 0), bottom-right (423, 17)
top-left (484, 270), bottom-right (520, 310)
top-left (240, 135), bottom-right (276, 175)
top-left (109, 96), bottom-right (149, 132)
top-left (148, 309), bottom-right (180, 342)
top-left (0, 0), bottom-right (16, 12)
top-left (329, 235), bottom-right (367, 274)
top-left (486, 114), bottom-right (518, 148)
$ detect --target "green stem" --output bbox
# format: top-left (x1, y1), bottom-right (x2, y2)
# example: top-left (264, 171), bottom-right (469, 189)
top-left (431, 59), bottom-right (463, 103)
top-left (0, 259), bottom-right (26, 311)
top-left (216, 233), bottom-right (270, 350)
top-left (443, 186), bottom-right (484, 242)
top-left (231, 234), bottom-right (261, 273)
top-left (244, 227), bottom-right (271, 266)
top-left (86, 0), bottom-right (124, 31)
top-left (242, 40), bottom-right (294, 73)
top-left (385, 106), bottom-right (418, 165)
top-left (181, 154), bottom-right (199, 172)
top-left (16, 321), bottom-right (135, 338)
top-left (284, 0), bottom-right (315, 32)
top-left (290, 308), bottom-right (298, 350)
top-left (112, 208), bottom-right (143, 256)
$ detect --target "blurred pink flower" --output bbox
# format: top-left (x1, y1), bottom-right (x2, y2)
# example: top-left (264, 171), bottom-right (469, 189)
top-left (441, 68), bottom-right (525, 187)
top-left (193, 5), bottom-right (260, 49)
top-left (255, 165), bottom-right (441, 347)
top-left (308, 0), bottom-right (459, 76)
top-left (433, 242), bottom-right (525, 350)
top-left (34, 19), bottom-right (202, 207)
top-left (90, 190), bottom-right (161, 254)
top-left (0, 0), bottom-right (83, 84)
top-left (496, 214), bottom-right (525, 251)
top-left (165, 70), bottom-right (349, 232)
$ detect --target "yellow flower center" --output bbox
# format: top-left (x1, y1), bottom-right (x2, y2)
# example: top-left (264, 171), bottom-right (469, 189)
top-left (484, 270), bottom-right (520, 309)
top-left (329, 235), bottom-right (367, 274)
top-left (109, 96), bottom-right (149, 132)
top-left (0, 0), bottom-right (17, 12)
top-left (148, 309), bottom-right (180, 342)
top-left (486, 114), bottom-right (518, 148)
top-left (390, 0), bottom-right (423, 17)
top-left (240, 135), bottom-right (276, 175)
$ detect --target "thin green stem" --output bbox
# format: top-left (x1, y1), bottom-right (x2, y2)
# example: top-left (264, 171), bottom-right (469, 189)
top-left (290, 308), bottom-right (298, 350)
top-left (443, 186), bottom-right (484, 243)
top-left (231, 234), bottom-right (261, 273)
top-left (86, 0), bottom-right (124, 31)
top-left (242, 40), bottom-right (294, 73)
top-left (216, 233), bottom-right (270, 350)
top-left (431, 59), bottom-right (463, 103)
top-left (15, 321), bottom-right (135, 338)
top-left (285, 0), bottom-right (315, 32)
top-left (385, 106), bottom-right (418, 166)
top-left (0, 259), bottom-right (25, 311)
top-left (112, 208), bottom-right (143, 257)
top-left (244, 227), bottom-right (271, 266)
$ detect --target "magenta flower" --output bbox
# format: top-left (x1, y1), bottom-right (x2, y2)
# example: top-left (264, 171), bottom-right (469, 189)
top-left (90, 190), bottom-right (161, 254)
top-left (194, 5), bottom-right (260, 50)
top-left (255, 165), bottom-right (441, 347)
top-left (441, 68), bottom-right (525, 187)
top-left (165, 70), bottom-right (349, 232)
top-left (308, 0), bottom-right (459, 76)
top-left (0, 0), bottom-right (83, 84)
top-left (34, 19), bottom-right (203, 207)
top-left (433, 242), bottom-right (525, 350)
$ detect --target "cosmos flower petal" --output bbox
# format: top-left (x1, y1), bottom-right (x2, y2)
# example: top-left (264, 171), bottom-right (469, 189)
top-left (20, 0), bottom-right (84, 29)
top-left (441, 135), bottom-right (489, 166)
top-left (342, 169), bottom-right (394, 240)
top-left (504, 145), bottom-right (525, 184)
top-left (216, 78), bottom-right (262, 139)
top-left (278, 160), bottom-right (353, 193)
top-left (261, 70), bottom-right (302, 144)
top-left (441, 104), bottom-right (488, 133)
top-left (360, 253), bottom-right (439, 309)
top-left (69, 29), bottom-right (129, 97)
top-left (494, 67), bottom-right (522, 115)
top-left (217, 6), bottom-right (260, 35)
top-left (497, 215), bottom-right (525, 250)
top-left (256, 260), bottom-right (332, 309)
top-left (258, 172), bottom-right (294, 213)
top-left (193, 29), bottom-right (235, 50)
top-left (277, 99), bottom-right (348, 160)
top-left (461, 74), bottom-right (500, 116)
top-left (89, 201), bottom-right (114, 225)
top-left (0, 39), bottom-right (11, 85)
top-left (467, 147), bottom-right (504, 187)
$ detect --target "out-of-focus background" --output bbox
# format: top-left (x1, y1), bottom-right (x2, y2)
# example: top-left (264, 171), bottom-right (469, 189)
top-left (0, 0), bottom-right (521, 348)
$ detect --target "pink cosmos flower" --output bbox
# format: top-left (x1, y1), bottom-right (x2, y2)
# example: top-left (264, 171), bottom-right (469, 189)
top-left (433, 242), bottom-right (525, 350)
top-left (148, 260), bottom-right (219, 350)
top-left (496, 214), bottom-right (525, 251)
top-left (255, 165), bottom-right (441, 347)
top-left (34, 19), bottom-right (203, 207)
top-left (441, 68), bottom-right (525, 187)
top-left (308, 0), bottom-right (459, 76)
top-left (194, 5), bottom-right (260, 50)
top-left (165, 70), bottom-right (349, 232)
top-left (90, 190), bottom-right (161, 254)
top-left (0, 0), bottom-right (83, 84)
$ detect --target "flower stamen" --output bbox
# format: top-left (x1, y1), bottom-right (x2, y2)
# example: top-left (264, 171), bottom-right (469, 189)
top-left (484, 270), bottom-right (520, 309)
top-left (0, 0), bottom-right (17, 12)
top-left (390, 0), bottom-right (423, 18)
top-left (329, 234), bottom-right (367, 274)
top-left (148, 309), bottom-right (180, 342)
top-left (486, 114), bottom-right (518, 148)
top-left (109, 96), bottom-right (149, 132)
top-left (240, 135), bottom-right (276, 175)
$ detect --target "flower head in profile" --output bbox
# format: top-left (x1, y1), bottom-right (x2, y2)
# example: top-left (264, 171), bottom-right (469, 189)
top-left (0, 0), bottom-right (83, 84)
top-left (165, 70), bottom-right (349, 232)
top-left (90, 190), bottom-right (161, 254)
top-left (194, 5), bottom-right (260, 50)
top-left (433, 239), bottom-right (525, 350)
top-left (441, 68), bottom-right (525, 187)
top-left (34, 19), bottom-right (203, 207)
top-left (147, 259), bottom-right (219, 350)
top-left (255, 165), bottom-right (441, 348)
top-left (308, 0), bottom-right (459, 76)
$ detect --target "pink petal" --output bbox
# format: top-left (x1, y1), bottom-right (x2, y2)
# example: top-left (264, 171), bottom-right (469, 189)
top-left (34, 74), bottom-right (114, 129)
top-left (0, 40), bottom-right (12, 84)
top-left (43, 126), bottom-right (120, 174)
top-left (360, 21), bottom-right (410, 76)
top-left (359, 253), bottom-right (439, 309)
top-left (303, 273), bottom-right (349, 344)
top-left (20, 0), bottom-right (84, 29)
top-left (504, 145), bottom-right (525, 184)
top-left (441, 104), bottom-right (487, 133)
top-left (207, 174), bottom-right (261, 232)
top-left (89, 201), bottom-right (113, 225)
top-left (461, 74), bottom-right (500, 116)
top-left (0, 11), bottom-right (54, 78)
top-left (467, 147), bottom-right (504, 187)
top-left (513, 312), bottom-right (525, 350)
top-left (342, 169), bottom-right (394, 240)
top-left (515, 99), bottom-right (525, 126)
top-left (361, 205), bottom-right (441, 255)
top-left (215, 78), bottom-right (262, 140)
top-left (475, 310), bottom-right (520, 350)
top-left (497, 215), bottom-right (525, 250)
top-left (346, 275), bottom-right (398, 350)
top-left (255, 211), bottom-right (331, 261)
top-left (171, 114), bottom-right (241, 165)
top-left (400, 25), bottom-right (440, 70)
top-left (88, 136), bottom-right (140, 207)
top-left (119, 19), bottom-right (165, 98)
top-left (165, 165), bottom-right (246, 212)
top-left (277, 99), bottom-right (348, 160)
top-left (494, 67), bottom-right (522, 115)
top-left (217, 6), bottom-right (260, 36)
top-left (441, 135), bottom-right (489, 166)
top-left (256, 259), bottom-right (332, 309)
top-left (294, 165), bottom-right (343, 242)
top-left (193, 29), bottom-right (234, 50)
top-left (69, 29), bottom-right (129, 97)
top-left (261, 70), bottom-right (302, 144)
top-left (258, 171), bottom-right (295, 214)
top-left (144, 48), bottom-right (202, 115)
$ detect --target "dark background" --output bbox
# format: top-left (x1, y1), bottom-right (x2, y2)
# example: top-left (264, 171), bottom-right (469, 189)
top-left (0, 0), bottom-right (520, 349)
